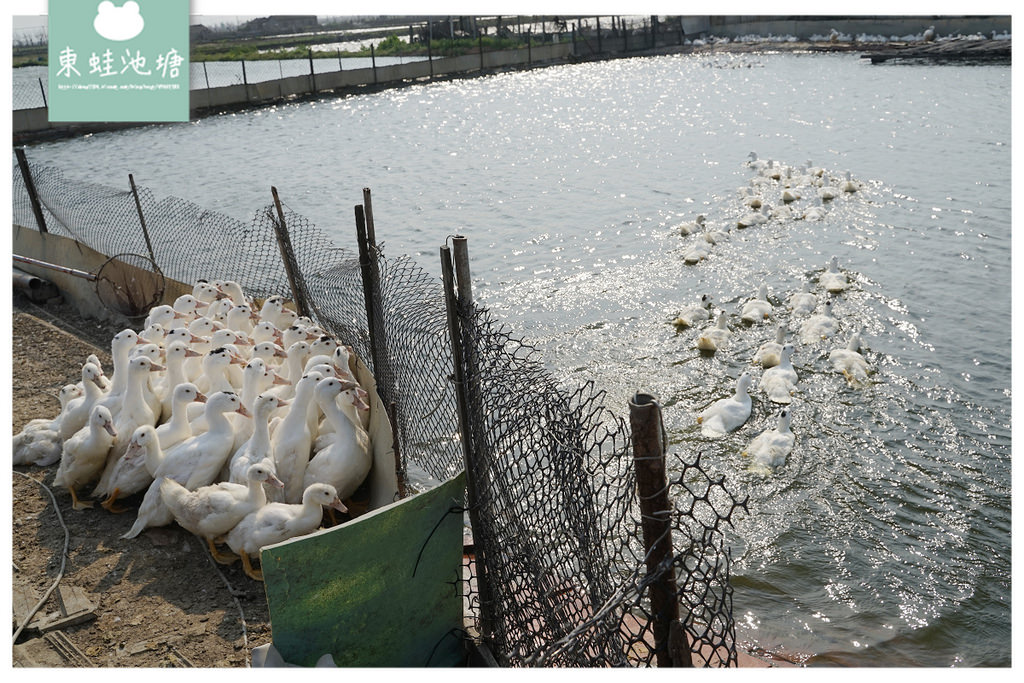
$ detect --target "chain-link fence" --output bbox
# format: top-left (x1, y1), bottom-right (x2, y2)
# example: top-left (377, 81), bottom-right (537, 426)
top-left (12, 154), bottom-right (745, 667)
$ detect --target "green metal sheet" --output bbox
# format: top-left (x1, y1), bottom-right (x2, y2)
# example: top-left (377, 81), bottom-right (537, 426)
top-left (261, 472), bottom-right (466, 667)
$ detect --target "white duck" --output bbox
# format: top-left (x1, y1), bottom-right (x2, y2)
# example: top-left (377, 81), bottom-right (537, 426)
top-left (155, 383), bottom-right (207, 456)
top-left (840, 171), bottom-right (860, 193)
top-left (742, 185), bottom-right (763, 209)
top-left (746, 151), bottom-right (770, 172)
top-left (96, 329), bottom-right (145, 420)
top-left (781, 186), bottom-right (801, 204)
top-left (13, 383), bottom-right (83, 467)
top-left (829, 332), bottom-right (871, 388)
top-left (161, 462), bottom-right (284, 565)
top-left (270, 371), bottom-right (325, 504)
top-left (53, 405), bottom-right (117, 510)
top-left (93, 355), bottom-right (165, 512)
top-left (157, 340), bottom-right (201, 418)
top-left (744, 408), bottom-right (795, 472)
top-left (696, 311), bottom-right (731, 352)
top-left (672, 294), bottom-right (714, 329)
top-left (820, 256), bottom-right (849, 293)
top-left (121, 392), bottom-right (250, 539)
top-left (60, 361), bottom-right (107, 441)
top-left (225, 303), bottom-right (256, 336)
top-left (311, 378), bottom-right (372, 464)
top-left (740, 284), bottom-right (773, 324)
top-left (172, 293), bottom-right (204, 321)
top-left (736, 205), bottom-right (769, 229)
top-left (214, 279), bottom-right (249, 306)
top-left (119, 425), bottom-right (173, 539)
top-left (192, 280), bottom-right (221, 305)
top-left (130, 342), bottom-right (166, 422)
top-left (677, 214), bottom-right (706, 236)
top-left (230, 359), bottom-right (288, 453)
top-left (83, 353), bottom-right (111, 391)
top-left (751, 325), bottom-right (788, 369)
top-left (228, 393), bottom-right (289, 486)
top-left (142, 304), bottom-right (183, 332)
top-left (697, 372), bottom-right (753, 437)
top-left (250, 321), bottom-right (283, 348)
top-left (702, 225), bottom-right (730, 245)
top-left (799, 299), bottom-right (838, 344)
top-left (760, 343), bottom-right (798, 404)
top-left (282, 324), bottom-right (319, 350)
top-left (817, 185), bottom-right (837, 202)
top-left (787, 281), bottom-right (818, 316)
top-left (258, 295), bottom-right (291, 329)
top-left (224, 482), bottom-right (347, 581)
top-left (277, 340), bottom-right (312, 384)
top-left (303, 377), bottom-right (372, 504)
top-left (250, 340), bottom-right (288, 368)
top-left (194, 346), bottom-right (240, 398)
top-left (800, 197), bottom-right (827, 221)
top-left (804, 160), bottom-right (824, 179)
top-left (139, 322), bottom-right (166, 348)
top-left (172, 391), bottom-right (251, 491)
top-left (683, 239), bottom-right (712, 264)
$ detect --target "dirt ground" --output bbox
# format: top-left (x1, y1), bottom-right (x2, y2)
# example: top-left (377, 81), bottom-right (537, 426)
top-left (11, 294), bottom-right (272, 668)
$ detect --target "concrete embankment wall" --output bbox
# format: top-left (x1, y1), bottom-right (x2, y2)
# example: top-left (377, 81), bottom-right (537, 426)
top-left (13, 224), bottom-right (191, 325)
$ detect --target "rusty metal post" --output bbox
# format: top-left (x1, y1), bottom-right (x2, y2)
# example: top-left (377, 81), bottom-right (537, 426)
top-left (629, 392), bottom-right (692, 667)
top-left (441, 242), bottom-right (495, 642)
top-left (361, 187), bottom-right (375, 246)
top-left (127, 174), bottom-right (158, 266)
top-left (15, 148), bottom-right (48, 234)
top-left (269, 186), bottom-right (310, 317)
top-left (354, 204), bottom-right (384, 381)
top-left (451, 236), bottom-right (472, 305)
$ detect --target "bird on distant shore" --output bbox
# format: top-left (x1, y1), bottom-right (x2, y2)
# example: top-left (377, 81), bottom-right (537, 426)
top-left (923, 25), bottom-right (936, 42)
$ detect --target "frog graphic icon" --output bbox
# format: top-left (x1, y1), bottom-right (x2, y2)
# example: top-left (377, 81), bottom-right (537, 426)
top-left (93, 1), bottom-right (145, 41)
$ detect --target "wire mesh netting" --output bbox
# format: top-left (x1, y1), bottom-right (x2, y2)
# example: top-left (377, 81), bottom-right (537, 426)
top-left (13, 156), bottom-right (745, 667)
top-left (454, 300), bottom-right (746, 666)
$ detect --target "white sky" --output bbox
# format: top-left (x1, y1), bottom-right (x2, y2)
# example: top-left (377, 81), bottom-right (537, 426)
top-left (14, 1), bottom-right (1014, 40)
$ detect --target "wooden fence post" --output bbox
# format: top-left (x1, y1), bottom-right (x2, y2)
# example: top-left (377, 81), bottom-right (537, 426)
top-left (127, 174), bottom-right (158, 266)
top-left (15, 148), bottom-right (49, 234)
top-left (269, 186), bottom-right (310, 318)
top-left (629, 392), bottom-right (693, 667)
top-left (440, 239), bottom-right (495, 643)
top-left (354, 204), bottom-right (384, 382)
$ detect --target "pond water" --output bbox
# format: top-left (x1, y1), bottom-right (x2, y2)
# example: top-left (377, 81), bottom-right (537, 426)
top-left (24, 50), bottom-right (1012, 667)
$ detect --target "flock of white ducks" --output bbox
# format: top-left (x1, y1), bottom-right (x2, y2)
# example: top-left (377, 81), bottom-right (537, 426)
top-left (673, 155), bottom-right (874, 474)
top-left (14, 279), bottom-right (375, 581)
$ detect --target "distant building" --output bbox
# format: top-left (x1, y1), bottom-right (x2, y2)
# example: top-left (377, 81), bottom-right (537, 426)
top-left (240, 15), bottom-right (320, 36)
top-left (189, 24), bottom-right (215, 42)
